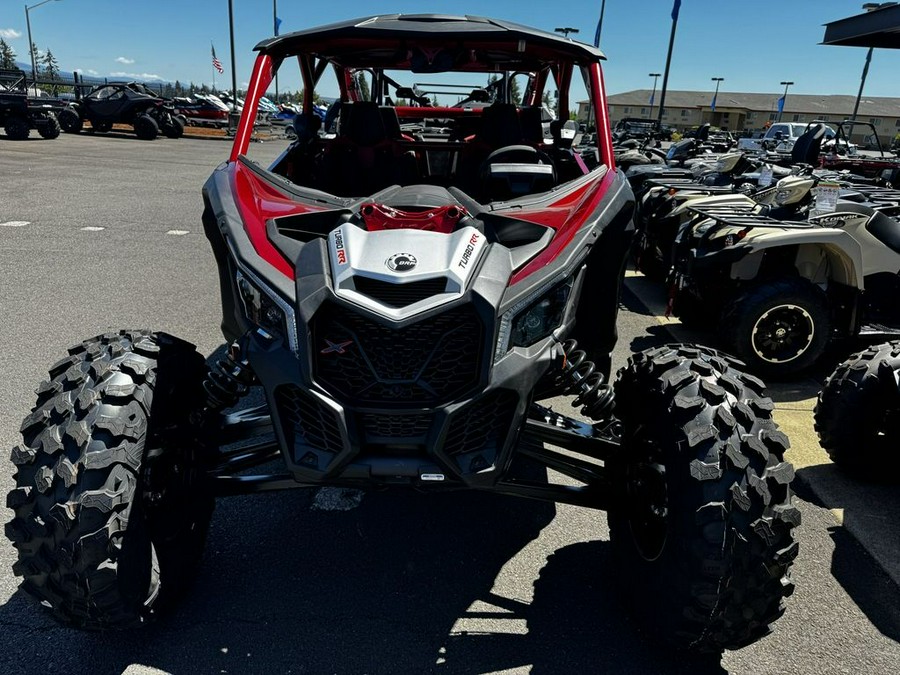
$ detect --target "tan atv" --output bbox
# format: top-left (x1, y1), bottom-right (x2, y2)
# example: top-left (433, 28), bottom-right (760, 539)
top-left (671, 197), bottom-right (900, 378)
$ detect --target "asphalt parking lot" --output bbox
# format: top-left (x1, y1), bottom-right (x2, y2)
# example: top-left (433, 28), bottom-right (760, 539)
top-left (1, 132), bottom-right (899, 674)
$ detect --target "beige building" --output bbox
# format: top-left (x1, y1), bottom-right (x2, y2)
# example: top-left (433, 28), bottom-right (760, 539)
top-left (583, 89), bottom-right (900, 146)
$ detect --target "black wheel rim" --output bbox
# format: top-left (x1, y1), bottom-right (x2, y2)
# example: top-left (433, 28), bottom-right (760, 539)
top-left (751, 303), bottom-right (814, 364)
top-left (624, 435), bottom-right (669, 561)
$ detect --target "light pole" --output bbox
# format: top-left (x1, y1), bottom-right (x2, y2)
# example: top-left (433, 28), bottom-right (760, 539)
top-left (710, 76), bottom-right (724, 123)
top-left (24, 0), bottom-right (61, 83)
top-left (777, 80), bottom-right (793, 122)
top-left (648, 72), bottom-right (661, 120)
top-left (554, 27), bottom-right (579, 38)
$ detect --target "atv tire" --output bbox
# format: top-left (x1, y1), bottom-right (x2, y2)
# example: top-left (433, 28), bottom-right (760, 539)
top-left (134, 114), bottom-right (159, 140)
top-left (58, 108), bottom-right (83, 134)
top-left (91, 119), bottom-right (113, 133)
top-left (37, 114), bottom-right (61, 139)
top-left (814, 340), bottom-right (900, 475)
top-left (162, 116), bottom-right (185, 139)
top-left (631, 231), bottom-right (669, 283)
top-left (720, 278), bottom-right (830, 379)
top-left (4, 115), bottom-right (30, 140)
top-left (5, 331), bottom-right (214, 629)
top-left (610, 344), bottom-right (799, 653)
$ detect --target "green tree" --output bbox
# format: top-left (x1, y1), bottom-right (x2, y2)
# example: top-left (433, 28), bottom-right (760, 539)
top-left (355, 72), bottom-right (370, 101)
top-left (41, 48), bottom-right (60, 93)
top-left (30, 42), bottom-right (42, 77)
top-left (174, 80), bottom-right (183, 96)
top-left (509, 77), bottom-right (521, 104)
top-left (200, 83), bottom-right (210, 94)
top-left (0, 38), bottom-right (16, 70)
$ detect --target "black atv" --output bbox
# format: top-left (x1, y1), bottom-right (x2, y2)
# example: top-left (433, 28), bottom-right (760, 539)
top-left (0, 68), bottom-right (62, 140)
top-left (59, 81), bottom-right (184, 140)
top-left (5, 15), bottom-right (799, 655)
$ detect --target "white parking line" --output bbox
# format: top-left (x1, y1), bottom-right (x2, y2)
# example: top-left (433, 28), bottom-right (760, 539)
top-left (0, 221), bottom-right (29, 227)
top-left (80, 226), bottom-right (105, 231)
top-left (166, 230), bottom-right (190, 235)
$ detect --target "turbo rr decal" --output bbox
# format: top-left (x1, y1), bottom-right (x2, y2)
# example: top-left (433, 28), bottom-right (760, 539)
top-left (334, 229), bottom-right (348, 265)
top-left (457, 232), bottom-right (482, 270)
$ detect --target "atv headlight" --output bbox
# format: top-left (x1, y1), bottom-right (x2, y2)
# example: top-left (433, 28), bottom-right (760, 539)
top-left (495, 277), bottom-right (574, 360)
top-left (235, 268), bottom-right (298, 350)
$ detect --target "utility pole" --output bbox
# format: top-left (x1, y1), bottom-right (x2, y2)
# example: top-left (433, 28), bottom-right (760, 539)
top-left (24, 0), bottom-right (62, 84)
top-left (554, 27), bottom-right (579, 38)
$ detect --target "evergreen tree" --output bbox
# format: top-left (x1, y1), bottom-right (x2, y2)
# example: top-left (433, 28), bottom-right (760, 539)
top-left (189, 81), bottom-right (196, 95)
top-left (200, 83), bottom-right (210, 94)
top-left (0, 39), bottom-right (16, 70)
top-left (355, 73), bottom-right (370, 101)
top-left (174, 80), bottom-right (182, 96)
top-left (30, 42), bottom-right (42, 77)
top-left (41, 48), bottom-right (60, 93)
top-left (509, 77), bottom-right (522, 105)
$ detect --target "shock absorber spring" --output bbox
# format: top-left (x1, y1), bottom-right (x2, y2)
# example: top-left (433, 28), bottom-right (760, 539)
top-left (201, 340), bottom-right (256, 413)
top-left (557, 339), bottom-right (616, 420)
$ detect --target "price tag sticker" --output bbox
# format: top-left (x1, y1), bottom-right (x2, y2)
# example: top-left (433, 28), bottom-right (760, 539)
top-left (814, 181), bottom-right (840, 214)
top-left (758, 164), bottom-right (774, 187)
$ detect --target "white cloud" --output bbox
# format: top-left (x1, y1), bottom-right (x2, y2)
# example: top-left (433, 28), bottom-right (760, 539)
top-left (0, 28), bottom-right (23, 39)
top-left (115, 56), bottom-right (134, 65)
top-left (110, 71), bottom-right (162, 80)
top-left (87, 69), bottom-right (99, 76)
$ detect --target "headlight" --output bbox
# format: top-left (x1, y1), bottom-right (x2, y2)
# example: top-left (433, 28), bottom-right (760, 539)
top-left (495, 277), bottom-right (574, 360)
top-left (235, 268), bottom-right (298, 350)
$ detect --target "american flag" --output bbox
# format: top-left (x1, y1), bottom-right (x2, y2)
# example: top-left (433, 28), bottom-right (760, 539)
top-left (211, 44), bottom-right (224, 74)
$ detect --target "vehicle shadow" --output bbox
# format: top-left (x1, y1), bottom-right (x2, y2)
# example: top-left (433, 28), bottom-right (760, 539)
top-left (0, 487), bottom-right (729, 674)
top-left (793, 466), bottom-right (900, 644)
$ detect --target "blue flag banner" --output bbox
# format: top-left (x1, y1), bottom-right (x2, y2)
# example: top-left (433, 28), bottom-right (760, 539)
top-left (649, 91), bottom-right (655, 105)
top-left (672, 0), bottom-right (682, 20)
top-left (275, 16), bottom-right (283, 35)
top-left (594, 17), bottom-right (602, 47)
top-left (777, 95), bottom-right (785, 114)
top-left (710, 93), bottom-right (717, 112)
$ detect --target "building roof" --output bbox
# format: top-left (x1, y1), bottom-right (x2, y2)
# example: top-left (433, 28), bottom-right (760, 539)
top-left (607, 89), bottom-right (900, 118)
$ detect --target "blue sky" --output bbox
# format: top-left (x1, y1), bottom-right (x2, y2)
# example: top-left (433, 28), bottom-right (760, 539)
top-left (2, 0), bottom-right (899, 100)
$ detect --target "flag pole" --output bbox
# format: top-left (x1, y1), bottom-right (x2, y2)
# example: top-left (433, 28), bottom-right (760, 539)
top-left (211, 41), bottom-right (216, 93)
top-left (273, 0), bottom-right (279, 102)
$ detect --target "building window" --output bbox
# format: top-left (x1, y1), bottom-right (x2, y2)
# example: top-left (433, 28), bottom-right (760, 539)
top-left (680, 109), bottom-right (688, 117)
top-left (769, 113), bottom-right (778, 121)
top-left (870, 118), bottom-right (881, 126)
top-left (624, 107), bottom-right (631, 114)
top-left (895, 119), bottom-right (900, 127)
top-left (792, 114), bottom-right (801, 122)
top-left (640, 107), bottom-right (648, 115)
top-left (747, 112), bottom-right (756, 120)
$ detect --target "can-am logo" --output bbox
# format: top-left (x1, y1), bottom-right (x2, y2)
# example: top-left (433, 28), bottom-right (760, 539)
top-left (386, 253), bottom-right (417, 272)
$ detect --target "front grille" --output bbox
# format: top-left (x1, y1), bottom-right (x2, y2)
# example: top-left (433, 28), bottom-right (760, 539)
top-left (444, 390), bottom-right (519, 470)
top-left (360, 412), bottom-right (433, 442)
top-left (312, 303), bottom-right (483, 405)
top-left (353, 276), bottom-right (449, 308)
top-left (276, 385), bottom-right (344, 460)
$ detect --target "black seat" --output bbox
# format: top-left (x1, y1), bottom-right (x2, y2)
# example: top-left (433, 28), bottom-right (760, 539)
top-left (322, 102), bottom-right (408, 196)
top-left (867, 210), bottom-right (900, 254)
top-left (475, 103), bottom-right (524, 149)
top-left (695, 123), bottom-right (710, 143)
top-left (791, 123), bottom-right (826, 165)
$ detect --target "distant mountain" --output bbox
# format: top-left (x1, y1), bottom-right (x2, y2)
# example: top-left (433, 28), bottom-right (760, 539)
top-left (14, 60), bottom-right (170, 87)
